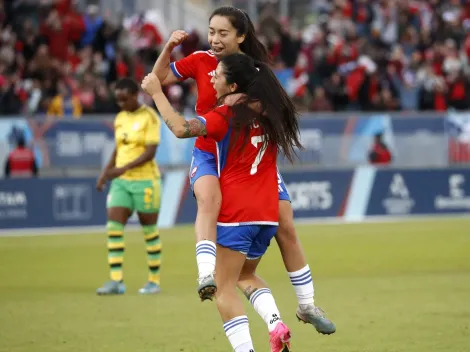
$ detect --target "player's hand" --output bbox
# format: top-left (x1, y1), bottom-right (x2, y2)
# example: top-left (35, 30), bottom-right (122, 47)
top-left (166, 30), bottom-right (188, 50)
top-left (141, 73), bottom-right (162, 97)
top-left (96, 175), bottom-right (107, 192)
top-left (106, 167), bottom-right (127, 180)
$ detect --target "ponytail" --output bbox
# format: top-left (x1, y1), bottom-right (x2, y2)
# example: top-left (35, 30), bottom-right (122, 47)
top-left (239, 10), bottom-right (271, 64)
top-left (218, 53), bottom-right (303, 163)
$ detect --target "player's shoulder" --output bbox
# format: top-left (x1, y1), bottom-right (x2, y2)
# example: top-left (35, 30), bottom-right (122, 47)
top-left (213, 104), bottom-right (231, 114)
top-left (188, 50), bottom-right (217, 65)
top-left (138, 105), bottom-right (160, 122)
top-left (114, 111), bottom-right (126, 124)
top-left (189, 50), bottom-right (216, 59)
top-left (140, 104), bottom-right (158, 117)
top-left (201, 104), bottom-right (230, 119)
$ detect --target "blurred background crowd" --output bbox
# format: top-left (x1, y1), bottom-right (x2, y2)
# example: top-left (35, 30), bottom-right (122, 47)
top-left (2, 0), bottom-right (470, 117)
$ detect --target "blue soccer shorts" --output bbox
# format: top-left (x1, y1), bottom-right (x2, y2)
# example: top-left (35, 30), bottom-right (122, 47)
top-left (189, 148), bottom-right (291, 202)
top-left (217, 224), bottom-right (278, 260)
top-left (277, 168), bottom-right (291, 202)
top-left (189, 147), bottom-right (219, 191)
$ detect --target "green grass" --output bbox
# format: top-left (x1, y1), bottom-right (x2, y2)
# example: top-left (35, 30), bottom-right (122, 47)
top-left (1, 218), bottom-right (470, 352)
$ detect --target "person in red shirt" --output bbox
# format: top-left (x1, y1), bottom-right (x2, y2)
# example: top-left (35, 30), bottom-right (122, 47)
top-left (143, 52), bottom-right (302, 352)
top-left (369, 133), bottom-right (392, 165)
top-left (152, 8), bottom-right (336, 336)
top-left (40, 9), bottom-right (70, 62)
top-left (4, 136), bottom-right (38, 178)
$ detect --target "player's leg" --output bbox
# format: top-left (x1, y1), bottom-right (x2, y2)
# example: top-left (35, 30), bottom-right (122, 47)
top-left (238, 225), bottom-right (291, 352)
top-left (190, 148), bottom-right (221, 300)
top-left (276, 171), bottom-right (336, 334)
top-left (216, 226), bottom-right (256, 352)
top-left (134, 178), bottom-right (162, 295)
top-left (96, 179), bottom-right (133, 295)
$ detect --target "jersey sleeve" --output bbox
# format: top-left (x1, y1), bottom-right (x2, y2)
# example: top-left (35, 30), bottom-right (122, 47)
top-left (170, 52), bottom-right (199, 80)
top-left (195, 105), bottom-right (230, 142)
top-left (144, 108), bottom-right (161, 145)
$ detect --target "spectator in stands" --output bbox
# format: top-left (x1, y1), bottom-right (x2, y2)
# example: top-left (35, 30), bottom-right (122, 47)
top-left (4, 135), bottom-right (38, 178)
top-left (310, 86), bottom-right (333, 112)
top-left (4, 0), bottom-right (470, 116)
top-left (47, 80), bottom-right (82, 118)
top-left (368, 132), bottom-right (392, 165)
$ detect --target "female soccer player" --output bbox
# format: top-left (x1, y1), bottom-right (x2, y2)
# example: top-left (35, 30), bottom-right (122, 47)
top-left (95, 78), bottom-right (162, 296)
top-left (153, 6), bottom-right (336, 334)
top-left (143, 52), bottom-right (300, 352)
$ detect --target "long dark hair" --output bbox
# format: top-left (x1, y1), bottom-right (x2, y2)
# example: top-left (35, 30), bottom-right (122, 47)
top-left (218, 53), bottom-right (303, 163)
top-left (209, 6), bottom-right (271, 64)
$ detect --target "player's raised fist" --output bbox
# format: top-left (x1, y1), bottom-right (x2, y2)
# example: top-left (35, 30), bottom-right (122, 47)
top-left (141, 73), bottom-right (162, 96)
top-left (166, 30), bottom-right (188, 50)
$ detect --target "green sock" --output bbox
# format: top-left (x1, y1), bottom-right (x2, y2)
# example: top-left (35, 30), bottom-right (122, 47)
top-left (107, 221), bottom-right (125, 282)
top-left (143, 225), bottom-right (161, 284)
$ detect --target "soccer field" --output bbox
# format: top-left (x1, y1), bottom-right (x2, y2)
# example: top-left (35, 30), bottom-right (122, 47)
top-left (1, 218), bottom-right (469, 352)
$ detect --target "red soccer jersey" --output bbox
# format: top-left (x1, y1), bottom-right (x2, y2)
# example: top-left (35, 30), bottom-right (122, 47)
top-left (170, 50), bottom-right (218, 155)
top-left (196, 105), bottom-right (279, 225)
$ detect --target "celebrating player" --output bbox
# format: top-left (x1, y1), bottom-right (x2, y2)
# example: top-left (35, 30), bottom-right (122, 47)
top-left (96, 78), bottom-right (162, 296)
top-left (153, 6), bottom-right (336, 334)
top-left (143, 52), bottom-right (300, 352)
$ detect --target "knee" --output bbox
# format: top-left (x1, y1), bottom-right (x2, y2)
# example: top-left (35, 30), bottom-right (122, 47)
top-left (215, 285), bottom-right (235, 306)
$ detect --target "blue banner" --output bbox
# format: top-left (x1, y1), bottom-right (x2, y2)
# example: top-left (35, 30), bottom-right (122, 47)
top-left (282, 170), bottom-right (354, 218)
top-left (0, 113), bottom-right (465, 169)
top-left (0, 178), bottom-right (107, 229)
top-left (41, 120), bottom-right (115, 168)
top-left (278, 113), bottom-right (447, 166)
top-left (0, 118), bottom-right (195, 169)
top-left (366, 169), bottom-right (470, 216)
top-left (175, 170), bottom-right (354, 224)
top-left (2, 168), bottom-right (469, 230)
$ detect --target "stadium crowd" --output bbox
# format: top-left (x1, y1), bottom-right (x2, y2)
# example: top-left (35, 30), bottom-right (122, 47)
top-left (2, 0), bottom-right (470, 117)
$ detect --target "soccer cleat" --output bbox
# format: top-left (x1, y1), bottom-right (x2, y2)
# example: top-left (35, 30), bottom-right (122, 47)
top-left (96, 280), bottom-right (126, 295)
top-left (138, 282), bottom-right (161, 295)
top-left (296, 305), bottom-right (336, 335)
top-left (197, 274), bottom-right (217, 301)
top-left (269, 322), bottom-right (291, 352)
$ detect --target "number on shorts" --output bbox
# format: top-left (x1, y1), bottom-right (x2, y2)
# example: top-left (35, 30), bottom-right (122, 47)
top-left (144, 187), bottom-right (153, 205)
top-left (250, 135), bottom-right (267, 175)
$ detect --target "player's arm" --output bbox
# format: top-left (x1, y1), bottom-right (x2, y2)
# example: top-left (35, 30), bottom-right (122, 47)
top-left (142, 73), bottom-right (208, 138)
top-left (97, 147), bottom-right (116, 191)
top-left (152, 30), bottom-right (188, 86)
top-left (152, 90), bottom-right (206, 138)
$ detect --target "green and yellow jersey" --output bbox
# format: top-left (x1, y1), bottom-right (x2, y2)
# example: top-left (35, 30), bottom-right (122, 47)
top-left (114, 105), bottom-right (161, 180)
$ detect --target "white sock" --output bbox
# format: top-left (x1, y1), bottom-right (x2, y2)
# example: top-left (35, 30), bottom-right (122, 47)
top-left (249, 288), bottom-right (283, 332)
top-left (223, 316), bottom-right (255, 352)
top-left (288, 265), bottom-right (315, 306)
top-left (195, 240), bottom-right (216, 280)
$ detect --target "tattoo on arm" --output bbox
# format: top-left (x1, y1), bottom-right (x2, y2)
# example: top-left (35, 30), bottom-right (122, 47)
top-left (182, 119), bottom-right (207, 138)
top-left (163, 107), bottom-right (206, 138)
top-left (243, 286), bottom-right (258, 300)
top-left (164, 118), bottom-right (175, 132)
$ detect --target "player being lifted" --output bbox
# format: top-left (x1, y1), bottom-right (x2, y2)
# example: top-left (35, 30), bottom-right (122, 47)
top-left (143, 52), bottom-right (301, 352)
top-left (153, 6), bottom-right (335, 334)
top-left (96, 78), bottom-right (162, 296)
